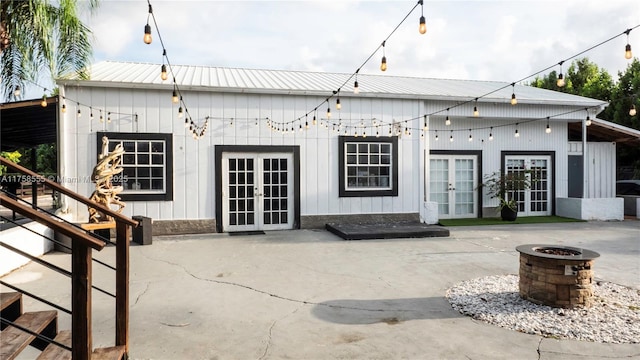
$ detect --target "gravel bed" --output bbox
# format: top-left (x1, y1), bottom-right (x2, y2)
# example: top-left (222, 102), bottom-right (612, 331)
top-left (445, 274), bottom-right (640, 344)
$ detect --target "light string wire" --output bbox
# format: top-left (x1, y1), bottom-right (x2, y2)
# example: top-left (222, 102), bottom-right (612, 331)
top-left (19, 77), bottom-right (136, 123)
top-left (266, 22), bottom-right (638, 135)
top-left (146, 0), bottom-right (208, 139)
top-left (267, 0), bottom-right (423, 130)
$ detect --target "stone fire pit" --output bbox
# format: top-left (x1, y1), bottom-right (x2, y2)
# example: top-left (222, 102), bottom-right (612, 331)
top-left (516, 244), bottom-right (600, 308)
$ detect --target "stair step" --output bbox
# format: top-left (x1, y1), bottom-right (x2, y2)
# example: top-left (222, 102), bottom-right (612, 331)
top-left (93, 345), bottom-right (126, 360)
top-left (36, 330), bottom-right (71, 360)
top-left (1, 292), bottom-right (23, 330)
top-left (0, 310), bottom-right (58, 360)
top-left (0, 292), bottom-right (22, 312)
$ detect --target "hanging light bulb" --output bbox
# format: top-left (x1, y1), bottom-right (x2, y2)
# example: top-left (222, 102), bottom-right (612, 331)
top-left (41, 95), bottom-right (47, 107)
top-left (510, 83), bottom-right (517, 105)
top-left (376, 129), bottom-right (380, 138)
top-left (380, 41), bottom-right (387, 71)
top-left (556, 61), bottom-right (565, 87)
top-left (336, 97), bottom-right (341, 110)
top-left (449, 131), bottom-right (454, 142)
top-left (353, 80), bottom-right (359, 94)
top-left (404, 127), bottom-right (409, 136)
top-left (185, 118), bottom-right (189, 128)
top-left (61, 103), bottom-right (67, 113)
top-left (313, 114), bottom-right (317, 125)
top-left (586, 115), bottom-right (592, 126)
top-left (144, 24), bottom-right (152, 44)
top-left (99, 110), bottom-right (104, 123)
top-left (546, 123), bottom-right (551, 134)
top-left (514, 125), bottom-right (520, 138)
top-left (326, 105), bottom-right (332, 119)
top-left (178, 106), bottom-right (184, 118)
top-left (418, 0), bottom-right (426, 34)
top-left (489, 127), bottom-right (494, 141)
top-left (143, 4), bottom-right (153, 44)
top-left (630, 104), bottom-right (637, 116)
top-left (445, 115), bottom-right (451, 126)
top-left (625, 29), bottom-right (633, 59)
top-left (468, 130), bottom-right (473, 142)
top-left (107, 112), bottom-right (112, 123)
top-left (77, 109), bottom-right (82, 118)
top-left (473, 99), bottom-right (479, 117)
top-left (172, 89), bottom-right (179, 103)
top-left (435, 130), bottom-right (439, 141)
top-left (13, 86), bottom-right (20, 97)
top-left (90, 108), bottom-right (94, 120)
top-left (161, 64), bottom-right (168, 81)
top-left (423, 115), bottom-right (428, 130)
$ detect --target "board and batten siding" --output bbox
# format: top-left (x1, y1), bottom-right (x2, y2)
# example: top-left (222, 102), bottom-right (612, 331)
top-left (60, 86), bottom-right (424, 222)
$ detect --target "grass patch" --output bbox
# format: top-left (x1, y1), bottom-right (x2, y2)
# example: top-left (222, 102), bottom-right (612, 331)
top-left (439, 216), bottom-right (585, 227)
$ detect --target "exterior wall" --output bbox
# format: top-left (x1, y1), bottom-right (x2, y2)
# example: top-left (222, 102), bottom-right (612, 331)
top-left (60, 86), bottom-right (423, 223)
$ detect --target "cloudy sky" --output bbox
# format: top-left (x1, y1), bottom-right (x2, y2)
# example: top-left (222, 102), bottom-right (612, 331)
top-left (23, 0), bottom-right (640, 98)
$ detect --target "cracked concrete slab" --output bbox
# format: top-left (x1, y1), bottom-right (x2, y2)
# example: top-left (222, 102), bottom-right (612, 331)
top-left (1, 220), bottom-right (638, 359)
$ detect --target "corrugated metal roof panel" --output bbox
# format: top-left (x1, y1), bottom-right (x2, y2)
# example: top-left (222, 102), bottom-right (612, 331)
top-left (58, 61), bottom-right (606, 107)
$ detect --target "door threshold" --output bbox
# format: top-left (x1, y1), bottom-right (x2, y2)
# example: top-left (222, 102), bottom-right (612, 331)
top-left (228, 230), bottom-right (266, 236)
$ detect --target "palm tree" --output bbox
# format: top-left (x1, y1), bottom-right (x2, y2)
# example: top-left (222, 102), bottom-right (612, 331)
top-left (0, 0), bottom-right (98, 101)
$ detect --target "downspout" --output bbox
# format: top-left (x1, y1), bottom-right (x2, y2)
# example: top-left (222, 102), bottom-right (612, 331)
top-left (582, 116), bottom-right (588, 199)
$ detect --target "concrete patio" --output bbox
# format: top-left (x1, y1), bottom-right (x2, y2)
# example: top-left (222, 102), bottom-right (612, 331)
top-left (2, 220), bottom-right (639, 359)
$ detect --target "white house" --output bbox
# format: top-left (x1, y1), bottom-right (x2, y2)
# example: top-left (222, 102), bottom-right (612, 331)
top-left (55, 61), bottom-right (626, 234)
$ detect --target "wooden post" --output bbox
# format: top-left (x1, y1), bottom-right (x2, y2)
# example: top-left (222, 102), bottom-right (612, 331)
top-left (115, 221), bottom-right (130, 354)
top-left (72, 242), bottom-right (92, 360)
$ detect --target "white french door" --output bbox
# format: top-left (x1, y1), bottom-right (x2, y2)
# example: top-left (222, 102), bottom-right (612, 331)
top-left (504, 155), bottom-right (552, 216)
top-left (222, 152), bottom-right (294, 231)
top-left (429, 155), bottom-right (478, 219)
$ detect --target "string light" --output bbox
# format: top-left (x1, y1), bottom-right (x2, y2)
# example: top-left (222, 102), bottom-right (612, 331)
top-left (545, 117), bottom-right (551, 134)
top-left (77, 109), bottom-right (82, 118)
top-left (630, 104), bottom-right (637, 116)
top-left (326, 104), bottom-right (332, 119)
top-left (143, 4), bottom-right (153, 44)
top-left (380, 41), bottom-right (387, 71)
top-left (172, 88), bottom-right (179, 103)
top-left (445, 108), bottom-right (451, 126)
top-left (557, 61), bottom-right (565, 87)
top-left (107, 112), bottom-right (112, 123)
top-left (473, 99), bottom-right (479, 117)
top-left (468, 129), bottom-right (473, 142)
top-left (514, 124), bottom-right (520, 137)
top-left (625, 29), bottom-right (633, 59)
top-left (90, 108), bottom-right (94, 120)
top-left (178, 106), bottom-right (184, 118)
top-left (61, 103), bottom-right (67, 113)
top-left (354, 70), bottom-right (360, 94)
top-left (161, 64), bottom-right (168, 81)
top-left (435, 130), bottom-right (439, 141)
top-left (99, 110), bottom-right (104, 123)
top-left (586, 114), bottom-right (592, 126)
top-left (449, 130), bottom-right (454, 142)
top-left (336, 97), bottom-right (341, 110)
top-left (489, 127), bottom-right (494, 141)
top-left (418, 0), bottom-right (426, 34)
top-left (423, 115), bottom-right (428, 130)
top-left (510, 83), bottom-right (517, 105)
top-left (13, 86), bottom-right (20, 97)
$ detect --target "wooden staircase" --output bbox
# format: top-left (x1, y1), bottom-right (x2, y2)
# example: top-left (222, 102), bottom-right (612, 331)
top-left (1, 292), bottom-right (125, 359)
top-left (1, 156), bottom-right (138, 359)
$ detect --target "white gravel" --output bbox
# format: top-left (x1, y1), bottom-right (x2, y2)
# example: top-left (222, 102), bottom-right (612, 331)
top-left (445, 274), bottom-right (640, 344)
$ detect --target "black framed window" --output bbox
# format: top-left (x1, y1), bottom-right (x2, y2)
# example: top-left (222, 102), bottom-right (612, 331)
top-left (97, 132), bottom-right (173, 201)
top-left (339, 136), bottom-right (398, 197)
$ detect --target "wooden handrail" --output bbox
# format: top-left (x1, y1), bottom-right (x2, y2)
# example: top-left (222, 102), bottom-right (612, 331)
top-left (0, 194), bottom-right (105, 251)
top-left (0, 157), bottom-right (138, 227)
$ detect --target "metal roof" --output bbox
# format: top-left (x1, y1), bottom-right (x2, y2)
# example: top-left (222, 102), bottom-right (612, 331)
top-left (58, 61), bottom-right (606, 108)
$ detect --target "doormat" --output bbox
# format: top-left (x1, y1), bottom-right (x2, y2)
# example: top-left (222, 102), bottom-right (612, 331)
top-left (228, 231), bottom-right (266, 236)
